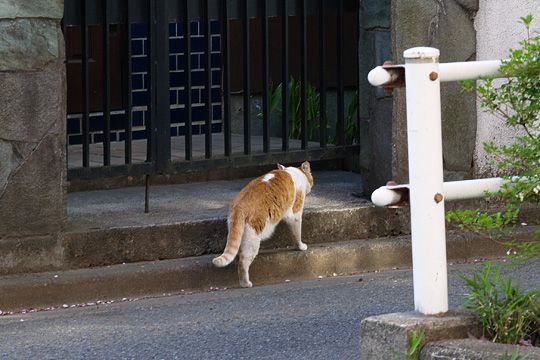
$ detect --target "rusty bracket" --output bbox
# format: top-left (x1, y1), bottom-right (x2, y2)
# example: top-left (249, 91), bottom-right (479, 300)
top-left (384, 181), bottom-right (410, 208)
top-left (382, 61), bottom-right (406, 95)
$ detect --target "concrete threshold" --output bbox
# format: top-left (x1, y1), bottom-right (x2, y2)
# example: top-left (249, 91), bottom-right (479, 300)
top-left (1, 226), bottom-right (537, 313)
top-left (63, 171), bottom-right (411, 269)
top-left (63, 170), bottom-right (540, 271)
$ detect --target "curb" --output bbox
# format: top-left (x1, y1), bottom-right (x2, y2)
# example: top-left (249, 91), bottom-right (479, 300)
top-left (1, 226), bottom-right (537, 312)
top-left (62, 205), bottom-right (411, 270)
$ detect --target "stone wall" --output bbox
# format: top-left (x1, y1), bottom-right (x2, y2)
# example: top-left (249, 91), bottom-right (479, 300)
top-left (0, 0), bottom-right (67, 274)
top-left (358, 0), bottom-right (393, 194)
top-left (473, 0), bottom-right (540, 176)
top-left (387, 0), bottom-right (479, 186)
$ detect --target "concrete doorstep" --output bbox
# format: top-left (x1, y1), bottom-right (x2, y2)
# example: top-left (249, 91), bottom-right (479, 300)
top-left (360, 311), bottom-right (540, 359)
top-left (0, 226), bottom-right (537, 313)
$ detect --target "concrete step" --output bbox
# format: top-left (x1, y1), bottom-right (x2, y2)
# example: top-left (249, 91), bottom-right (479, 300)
top-left (1, 225), bottom-right (537, 313)
top-left (63, 170), bottom-right (540, 271)
top-left (64, 171), bottom-right (540, 270)
top-left (64, 171), bottom-right (411, 270)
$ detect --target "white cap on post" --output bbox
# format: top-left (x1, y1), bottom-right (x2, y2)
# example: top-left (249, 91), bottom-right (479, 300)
top-left (404, 47), bottom-right (440, 60)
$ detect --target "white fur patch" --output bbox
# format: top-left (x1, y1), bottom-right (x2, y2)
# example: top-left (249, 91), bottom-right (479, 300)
top-left (262, 173), bottom-right (275, 182)
top-left (284, 167), bottom-right (311, 193)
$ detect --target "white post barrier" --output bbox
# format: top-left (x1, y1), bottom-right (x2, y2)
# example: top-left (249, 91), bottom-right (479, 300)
top-left (404, 47), bottom-right (448, 314)
top-left (368, 48), bottom-right (509, 315)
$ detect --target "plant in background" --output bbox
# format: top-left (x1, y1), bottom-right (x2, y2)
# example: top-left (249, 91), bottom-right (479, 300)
top-left (261, 78), bottom-right (360, 144)
top-left (462, 261), bottom-right (540, 345)
top-left (260, 77), bottom-right (321, 140)
top-left (346, 92), bottom-right (360, 144)
top-left (446, 15), bottom-right (540, 346)
top-left (340, 91), bottom-right (360, 145)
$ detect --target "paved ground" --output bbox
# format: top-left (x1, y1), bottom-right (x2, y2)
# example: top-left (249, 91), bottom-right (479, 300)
top-left (1, 258), bottom-right (538, 360)
top-left (67, 170), bottom-right (366, 231)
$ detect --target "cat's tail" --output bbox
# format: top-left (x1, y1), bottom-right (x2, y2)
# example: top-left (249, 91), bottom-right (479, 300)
top-left (212, 211), bottom-right (245, 267)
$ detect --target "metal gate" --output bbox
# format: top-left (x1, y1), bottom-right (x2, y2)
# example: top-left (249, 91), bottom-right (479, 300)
top-left (63, 0), bottom-right (361, 183)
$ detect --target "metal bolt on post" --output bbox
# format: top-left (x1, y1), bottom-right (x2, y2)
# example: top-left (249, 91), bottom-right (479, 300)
top-left (404, 47), bottom-right (448, 315)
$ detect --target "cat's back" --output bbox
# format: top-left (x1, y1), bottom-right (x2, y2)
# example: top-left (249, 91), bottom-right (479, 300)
top-left (232, 170), bottom-right (295, 210)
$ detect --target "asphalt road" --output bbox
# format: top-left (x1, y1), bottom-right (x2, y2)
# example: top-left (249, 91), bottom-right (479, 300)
top-left (1, 259), bottom-right (538, 360)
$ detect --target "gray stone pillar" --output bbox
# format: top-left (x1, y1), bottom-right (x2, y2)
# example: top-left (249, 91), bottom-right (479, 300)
top-left (390, 0), bottom-right (479, 184)
top-left (0, 1), bottom-right (67, 274)
top-left (358, 0), bottom-right (393, 195)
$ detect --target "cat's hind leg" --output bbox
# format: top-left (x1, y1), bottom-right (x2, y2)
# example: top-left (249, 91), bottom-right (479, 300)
top-left (237, 228), bottom-right (261, 288)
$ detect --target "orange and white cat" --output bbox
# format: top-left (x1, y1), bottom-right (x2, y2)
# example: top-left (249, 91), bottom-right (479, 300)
top-left (212, 161), bottom-right (314, 287)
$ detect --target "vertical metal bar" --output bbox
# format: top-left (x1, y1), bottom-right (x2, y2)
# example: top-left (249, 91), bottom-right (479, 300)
top-left (403, 47), bottom-right (448, 315)
top-left (355, 3), bottom-right (361, 147)
top-left (123, 0), bottom-right (133, 164)
top-left (146, 0), bottom-right (154, 162)
top-left (261, 0), bottom-right (270, 153)
top-left (64, 23), bottom-right (70, 168)
top-left (144, 174), bottom-right (150, 213)
top-left (319, 0), bottom-right (327, 148)
top-left (81, 0), bottom-right (90, 167)
top-left (204, 0), bottom-right (212, 158)
top-left (281, 0), bottom-right (289, 152)
top-left (300, 0), bottom-right (307, 149)
top-left (336, 0), bottom-right (345, 146)
top-left (184, 0), bottom-right (192, 160)
top-left (102, 0), bottom-right (111, 166)
top-left (222, 0), bottom-right (232, 157)
top-left (242, 0), bottom-right (251, 155)
top-left (153, 0), bottom-right (171, 172)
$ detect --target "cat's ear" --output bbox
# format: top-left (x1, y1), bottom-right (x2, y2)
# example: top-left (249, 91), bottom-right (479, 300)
top-left (277, 163), bottom-right (286, 170)
top-left (300, 161), bottom-right (311, 174)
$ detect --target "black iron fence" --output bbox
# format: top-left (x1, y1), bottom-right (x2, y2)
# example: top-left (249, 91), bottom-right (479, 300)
top-left (63, 0), bottom-right (361, 181)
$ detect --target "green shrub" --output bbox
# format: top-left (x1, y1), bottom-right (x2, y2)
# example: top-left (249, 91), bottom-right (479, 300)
top-left (463, 261), bottom-right (540, 344)
top-left (447, 13), bottom-right (539, 260)
top-left (446, 14), bottom-right (540, 346)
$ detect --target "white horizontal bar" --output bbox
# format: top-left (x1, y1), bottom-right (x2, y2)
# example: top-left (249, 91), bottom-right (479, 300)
top-left (439, 60), bottom-right (503, 82)
top-left (371, 177), bottom-right (507, 207)
top-left (371, 185), bottom-right (404, 207)
top-left (367, 66), bottom-right (400, 87)
top-left (367, 60), bottom-right (504, 87)
top-left (442, 177), bottom-right (505, 200)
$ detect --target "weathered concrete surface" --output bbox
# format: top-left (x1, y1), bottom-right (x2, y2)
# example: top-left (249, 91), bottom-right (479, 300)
top-left (360, 311), bottom-right (481, 360)
top-left (360, 0), bottom-right (391, 29)
top-left (1, 229), bottom-right (539, 313)
top-left (0, 2), bottom-right (66, 275)
top-left (59, 171), bottom-right (540, 272)
top-left (4, 167), bottom-right (539, 276)
top-left (0, 19), bottom-right (61, 71)
top-left (473, 0), bottom-right (540, 177)
top-left (358, 0), bottom-right (393, 195)
top-left (390, 0), bottom-right (479, 183)
top-left (63, 207), bottom-right (410, 269)
top-left (422, 339), bottom-right (540, 359)
top-left (67, 172), bottom-right (368, 230)
top-left (0, 0), bottom-right (63, 19)
top-left (63, 172), bottom-right (411, 270)
top-left (0, 235), bottom-right (64, 274)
